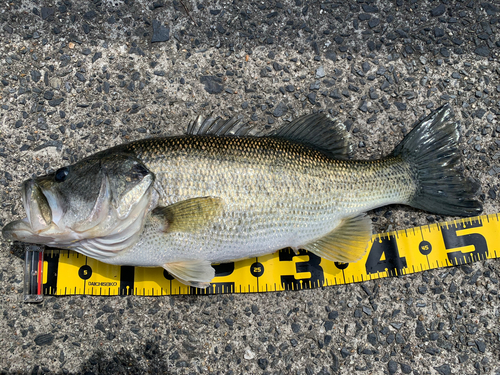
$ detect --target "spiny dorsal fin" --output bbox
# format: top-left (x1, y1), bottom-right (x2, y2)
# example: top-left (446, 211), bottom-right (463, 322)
top-left (187, 114), bottom-right (257, 137)
top-left (270, 113), bottom-right (352, 160)
top-left (187, 113), bottom-right (351, 159)
top-left (163, 260), bottom-right (215, 288)
top-left (302, 215), bottom-right (372, 263)
top-left (152, 197), bottom-right (223, 233)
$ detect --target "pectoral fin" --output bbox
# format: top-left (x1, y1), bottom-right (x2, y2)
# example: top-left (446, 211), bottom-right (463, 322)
top-left (152, 197), bottom-right (223, 233)
top-left (302, 215), bottom-right (372, 263)
top-left (163, 260), bottom-right (215, 288)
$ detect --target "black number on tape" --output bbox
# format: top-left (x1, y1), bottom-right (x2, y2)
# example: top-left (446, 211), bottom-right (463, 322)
top-left (279, 250), bottom-right (325, 290)
top-left (214, 263), bottom-right (235, 277)
top-left (441, 220), bottom-right (488, 265)
top-left (163, 269), bottom-right (174, 280)
top-left (365, 236), bottom-right (407, 276)
top-left (419, 240), bottom-right (432, 255)
top-left (43, 250), bottom-right (59, 295)
top-left (119, 266), bottom-right (134, 295)
top-left (78, 265), bottom-right (92, 280)
top-left (334, 262), bottom-right (349, 270)
top-left (250, 262), bottom-right (264, 277)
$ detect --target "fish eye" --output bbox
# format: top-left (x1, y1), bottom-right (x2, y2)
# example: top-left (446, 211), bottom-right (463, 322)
top-left (54, 167), bottom-right (69, 182)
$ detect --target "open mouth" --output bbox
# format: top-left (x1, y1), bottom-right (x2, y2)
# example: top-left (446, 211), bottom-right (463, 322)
top-left (2, 180), bottom-right (54, 243)
top-left (23, 179), bottom-right (53, 232)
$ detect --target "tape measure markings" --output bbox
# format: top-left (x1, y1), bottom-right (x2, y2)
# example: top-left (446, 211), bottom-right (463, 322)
top-left (35, 213), bottom-right (500, 297)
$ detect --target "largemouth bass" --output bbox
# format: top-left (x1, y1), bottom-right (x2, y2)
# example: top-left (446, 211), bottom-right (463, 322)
top-left (2, 105), bottom-right (481, 287)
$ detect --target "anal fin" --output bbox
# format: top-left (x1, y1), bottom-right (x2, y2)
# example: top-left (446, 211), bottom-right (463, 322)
top-left (302, 215), bottom-right (372, 263)
top-left (163, 260), bottom-right (215, 289)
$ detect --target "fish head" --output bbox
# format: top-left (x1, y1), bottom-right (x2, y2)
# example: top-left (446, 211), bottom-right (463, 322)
top-left (3, 153), bottom-right (155, 255)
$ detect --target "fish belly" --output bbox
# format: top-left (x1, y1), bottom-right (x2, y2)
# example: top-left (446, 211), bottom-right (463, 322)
top-left (110, 203), bottom-right (344, 267)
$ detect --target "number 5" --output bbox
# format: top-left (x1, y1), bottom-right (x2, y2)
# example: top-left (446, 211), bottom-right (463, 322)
top-left (441, 220), bottom-right (488, 265)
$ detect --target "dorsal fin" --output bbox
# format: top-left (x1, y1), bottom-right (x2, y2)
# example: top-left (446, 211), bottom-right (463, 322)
top-left (269, 113), bottom-right (352, 160)
top-left (187, 114), bottom-right (257, 137)
top-left (187, 113), bottom-right (352, 159)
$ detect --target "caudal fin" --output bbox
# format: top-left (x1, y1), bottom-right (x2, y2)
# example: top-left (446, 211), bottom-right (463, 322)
top-left (391, 104), bottom-right (482, 217)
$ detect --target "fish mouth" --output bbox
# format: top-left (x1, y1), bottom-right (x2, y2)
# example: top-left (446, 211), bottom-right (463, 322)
top-left (2, 219), bottom-right (30, 241)
top-left (23, 179), bottom-right (53, 232)
top-left (2, 180), bottom-right (54, 243)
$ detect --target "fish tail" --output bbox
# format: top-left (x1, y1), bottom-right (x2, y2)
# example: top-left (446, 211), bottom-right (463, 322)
top-left (391, 104), bottom-right (482, 217)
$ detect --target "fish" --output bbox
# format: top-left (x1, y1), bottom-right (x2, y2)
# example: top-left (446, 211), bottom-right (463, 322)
top-left (2, 104), bottom-right (482, 287)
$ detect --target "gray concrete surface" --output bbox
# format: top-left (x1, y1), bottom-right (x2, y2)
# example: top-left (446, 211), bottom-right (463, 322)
top-left (1, 0), bottom-right (500, 374)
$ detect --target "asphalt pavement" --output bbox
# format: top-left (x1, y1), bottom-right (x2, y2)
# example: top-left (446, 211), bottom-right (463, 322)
top-left (1, 0), bottom-right (499, 374)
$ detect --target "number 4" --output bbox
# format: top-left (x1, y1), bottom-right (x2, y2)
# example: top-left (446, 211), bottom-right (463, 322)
top-left (365, 235), bottom-right (407, 276)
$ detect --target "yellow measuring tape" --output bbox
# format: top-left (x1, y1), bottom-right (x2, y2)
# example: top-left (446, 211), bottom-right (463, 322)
top-left (30, 213), bottom-right (499, 299)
